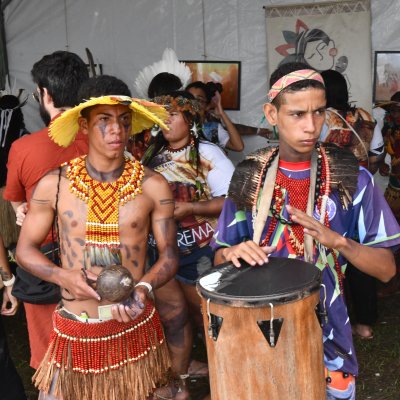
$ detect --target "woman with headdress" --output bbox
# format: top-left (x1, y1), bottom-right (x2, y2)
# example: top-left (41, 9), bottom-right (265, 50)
top-left (143, 91), bottom-right (234, 399)
top-left (130, 49), bottom-right (192, 160)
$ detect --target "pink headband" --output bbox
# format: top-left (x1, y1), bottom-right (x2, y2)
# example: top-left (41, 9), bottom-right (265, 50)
top-left (268, 69), bottom-right (324, 102)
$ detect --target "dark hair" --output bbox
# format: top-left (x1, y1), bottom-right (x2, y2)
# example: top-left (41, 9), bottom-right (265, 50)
top-left (78, 75), bottom-right (131, 102)
top-left (270, 62), bottom-right (325, 109)
top-left (185, 81), bottom-right (212, 103)
top-left (321, 69), bottom-right (350, 110)
top-left (78, 75), bottom-right (131, 119)
top-left (31, 51), bottom-right (89, 108)
top-left (186, 81), bottom-right (223, 104)
top-left (391, 91), bottom-right (400, 103)
top-left (206, 81), bottom-right (223, 96)
top-left (148, 72), bottom-right (182, 98)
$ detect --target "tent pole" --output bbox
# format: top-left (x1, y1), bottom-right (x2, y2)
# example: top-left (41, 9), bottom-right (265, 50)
top-left (0, 0), bottom-right (11, 90)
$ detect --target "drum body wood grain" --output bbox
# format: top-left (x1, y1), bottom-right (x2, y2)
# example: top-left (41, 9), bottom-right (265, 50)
top-left (197, 257), bottom-right (325, 400)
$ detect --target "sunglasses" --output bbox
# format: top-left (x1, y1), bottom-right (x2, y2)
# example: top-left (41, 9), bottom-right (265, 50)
top-left (31, 91), bottom-right (40, 103)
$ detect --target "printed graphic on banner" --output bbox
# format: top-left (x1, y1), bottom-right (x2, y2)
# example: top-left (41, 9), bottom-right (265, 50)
top-left (265, 0), bottom-right (372, 110)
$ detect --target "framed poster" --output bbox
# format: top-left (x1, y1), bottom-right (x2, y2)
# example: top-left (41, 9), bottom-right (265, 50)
top-left (373, 51), bottom-right (400, 102)
top-left (181, 60), bottom-right (241, 110)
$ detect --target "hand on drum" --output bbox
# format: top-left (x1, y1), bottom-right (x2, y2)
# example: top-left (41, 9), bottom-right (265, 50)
top-left (222, 241), bottom-right (276, 268)
top-left (286, 205), bottom-right (344, 250)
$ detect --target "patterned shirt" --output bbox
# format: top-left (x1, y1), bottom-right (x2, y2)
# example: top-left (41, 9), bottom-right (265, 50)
top-left (149, 141), bottom-right (234, 255)
top-left (211, 159), bottom-right (400, 375)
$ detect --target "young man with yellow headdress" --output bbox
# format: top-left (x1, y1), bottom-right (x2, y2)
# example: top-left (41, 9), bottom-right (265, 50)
top-left (16, 93), bottom-right (178, 399)
top-left (212, 62), bottom-right (400, 399)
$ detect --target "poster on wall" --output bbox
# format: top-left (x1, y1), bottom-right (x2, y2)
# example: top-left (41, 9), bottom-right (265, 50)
top-left (265, 0), bottom-right (372, 110)
top-left (181, 61), bottom-right (241, 110)
top-left (373, 51), bottom-right (400, 102)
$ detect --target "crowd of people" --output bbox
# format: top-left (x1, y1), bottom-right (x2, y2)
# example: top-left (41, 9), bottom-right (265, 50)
top-left (0, 49), bottom-right (399, 400)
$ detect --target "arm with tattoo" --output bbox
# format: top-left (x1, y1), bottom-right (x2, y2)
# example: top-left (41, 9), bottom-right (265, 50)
top-left (141, 174), bottom-right (178, 290)
top-left (16, 174), bottom-right (100, 301)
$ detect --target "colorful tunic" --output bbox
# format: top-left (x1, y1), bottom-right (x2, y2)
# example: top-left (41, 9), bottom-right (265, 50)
top-left (321, 108), bottom-right (383, 167)
top-left (211, 158), bottom-right (400, 376)
top-left (148, 141), bottom-right (234, 255)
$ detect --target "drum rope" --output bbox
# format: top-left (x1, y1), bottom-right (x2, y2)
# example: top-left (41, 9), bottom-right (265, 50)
top-left (320, 284), bottom-right (328, 324)
top-left (269, 302), bottom-right (275, 347)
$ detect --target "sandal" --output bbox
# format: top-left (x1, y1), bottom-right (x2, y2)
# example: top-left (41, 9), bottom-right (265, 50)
top-left (188, 359), bottom-right (209, 378)
top-left (352, 324), bottom-right (374, 340)
top-left (153, 374), bottom-right (190, 400)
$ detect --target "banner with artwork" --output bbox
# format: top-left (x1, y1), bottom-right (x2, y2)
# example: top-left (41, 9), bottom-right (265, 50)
top-left (265, 0), bottom-right (372, 110)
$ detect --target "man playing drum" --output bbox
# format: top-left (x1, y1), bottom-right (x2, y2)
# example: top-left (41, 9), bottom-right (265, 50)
top-left (16, 95), bottom-right (179, 399)
top-left (212, 62), bottom-right (400, 399)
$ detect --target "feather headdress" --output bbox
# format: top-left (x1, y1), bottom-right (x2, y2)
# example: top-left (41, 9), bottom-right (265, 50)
top-left (134, 48), bottom-right (192, 98)
top-left (49, 95), bottom-right (168, 147)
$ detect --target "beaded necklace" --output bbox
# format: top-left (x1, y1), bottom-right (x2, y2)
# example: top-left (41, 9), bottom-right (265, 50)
top-left (165, 136), bottom-right (194, 154)
top-left (253, 144), bottom-right (344, 292)
top-left (66, 155), bottom-right (144, 255)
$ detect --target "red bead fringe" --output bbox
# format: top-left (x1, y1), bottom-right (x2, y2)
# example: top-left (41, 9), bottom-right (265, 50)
top-left (33, 302), bottom-right (170, 400)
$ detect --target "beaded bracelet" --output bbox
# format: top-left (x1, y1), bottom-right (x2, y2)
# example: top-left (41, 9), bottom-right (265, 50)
top-left (3, 274), bottom-right (15, 287)
top-left (135, 281), bottom-right (153, 294)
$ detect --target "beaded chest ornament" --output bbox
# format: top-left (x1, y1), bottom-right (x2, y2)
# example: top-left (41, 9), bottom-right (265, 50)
top-left (65, 155), bottom-right (144, 266)
top-left (253, 144), bottom-right (344, 293)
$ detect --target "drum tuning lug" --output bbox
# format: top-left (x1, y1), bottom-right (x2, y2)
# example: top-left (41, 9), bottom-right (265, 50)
top-left (315, 303), bottom-right (328, 327)
top-left (208, 314), bottom-right (223, 341)
top-left (257, 318), bottom-right (284, 348)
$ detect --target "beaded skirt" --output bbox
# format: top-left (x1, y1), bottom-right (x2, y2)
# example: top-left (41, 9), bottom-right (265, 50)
top-left (33, 302), bottom-right (170, 400)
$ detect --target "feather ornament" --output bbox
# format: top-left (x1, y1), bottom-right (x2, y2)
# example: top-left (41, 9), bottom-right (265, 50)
top-left (49, 95), bottom-right (169, 147)
top-left (134, 48), bottom-right (192, 98)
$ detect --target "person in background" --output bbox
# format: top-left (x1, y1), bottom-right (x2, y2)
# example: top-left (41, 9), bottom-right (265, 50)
top-left (380, 91), bottom-right (400, 221)
top-left (131, 49), bottom-right (192, 160)
top-left (320, 69), bottom-right (385, 340)
top-left (129, 72), bottom-right (184, 160)
top-left (375, 91), bottom-right (400, 297)
top-left (143, 91), bottom-right (235, 399)
top-left (3, 50), bottom-right (89, 370)
top-left (320, 69), bottom-right (385, 174)
top-left (135, 52), bottom-right (211, 384)
top-left (212, 62), bottom-right (399, 400)
top-left (186, 81), bottom-right (244, 152)
top-left (0, 93), bottom-right (29, 252)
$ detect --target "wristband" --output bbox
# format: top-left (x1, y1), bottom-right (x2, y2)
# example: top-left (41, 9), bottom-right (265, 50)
top-left (3, 274), bottom-right (15, 287)
top-left (135, 281), bottom-right (153, 294)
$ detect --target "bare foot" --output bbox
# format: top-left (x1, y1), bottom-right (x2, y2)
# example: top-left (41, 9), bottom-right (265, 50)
top-left (188, 359), bottom-right (209, 378)
top-left (352, 323), bottom-right (373, 339)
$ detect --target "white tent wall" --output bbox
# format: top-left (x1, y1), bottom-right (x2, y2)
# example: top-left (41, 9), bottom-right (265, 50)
top-left (4, 0), bottom-right (400, 158)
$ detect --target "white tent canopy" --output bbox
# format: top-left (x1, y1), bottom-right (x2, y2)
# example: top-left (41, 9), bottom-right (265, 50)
top-left (3, 0), bottom-right (400, 155)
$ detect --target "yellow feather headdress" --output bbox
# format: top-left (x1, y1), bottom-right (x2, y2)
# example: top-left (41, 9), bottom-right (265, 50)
top-left (48, 95), bottom-right (169, 147)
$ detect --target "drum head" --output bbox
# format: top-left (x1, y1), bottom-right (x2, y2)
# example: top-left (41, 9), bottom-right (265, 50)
top-left (197, 257), bottom-right (321, 307)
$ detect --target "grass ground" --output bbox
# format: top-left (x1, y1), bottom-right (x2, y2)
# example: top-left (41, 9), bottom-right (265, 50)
top-left (3, 291), bottom-right (400, 400)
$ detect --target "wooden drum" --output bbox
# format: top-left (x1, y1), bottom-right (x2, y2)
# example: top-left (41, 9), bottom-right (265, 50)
top-left (197, 257), bottom-right (325, 399)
